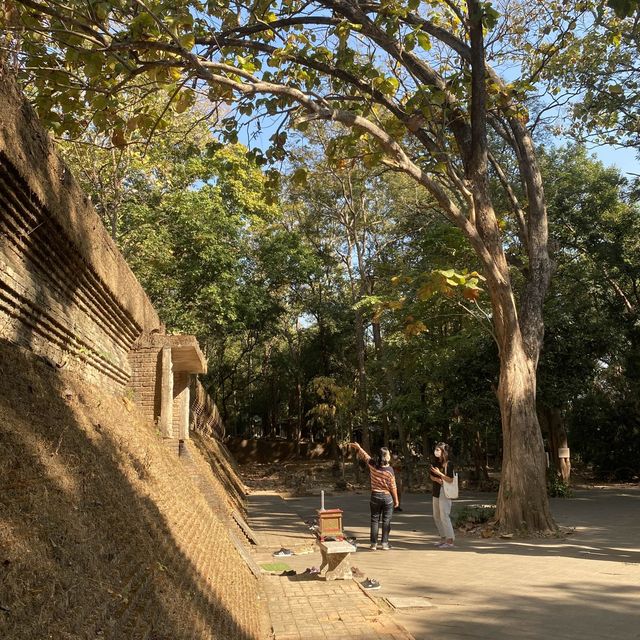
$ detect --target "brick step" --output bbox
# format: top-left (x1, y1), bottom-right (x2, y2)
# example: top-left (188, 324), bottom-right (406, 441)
top-left (108, 441), bottom-right (260, 639)
top-left (178, 524), bottom-right (217, 597)
top-left (180, 446), bottom-right (235, 517)
top-left (109, 563), bottom-right (155, 637)
top-left (178, 447), bottom-right (262, 578)
top-left (144, 513), bottom-right (218, 640)
top-left (112, 503), bottom-right (203, 637)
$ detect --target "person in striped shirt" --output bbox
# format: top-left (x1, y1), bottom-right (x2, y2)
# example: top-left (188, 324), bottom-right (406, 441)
top-left (350, 442), bottom-right (400, 550)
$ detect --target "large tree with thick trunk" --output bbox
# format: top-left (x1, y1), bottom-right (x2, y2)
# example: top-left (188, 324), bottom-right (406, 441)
top-left (4, 0), bottom-right (556, 531)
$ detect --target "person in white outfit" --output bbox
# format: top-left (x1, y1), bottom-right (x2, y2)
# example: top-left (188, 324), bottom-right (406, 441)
top-left (429, 442), bottom-right (456, 548)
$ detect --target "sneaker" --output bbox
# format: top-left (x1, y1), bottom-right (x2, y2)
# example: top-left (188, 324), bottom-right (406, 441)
top-left (369, 543), bottom-right (377, 550)
top-left (273, 548), bottom-right (293, 557)
top-left (361, 578), bottom-right (381, 590)
top-left (433, 540), bottom-right (446, 546)
top-left (395, 506), bottom-right (403, 512)
top-left (438, 542), bottom-right (455, 549)
top-left (381, 543), bottom-right (391, 550)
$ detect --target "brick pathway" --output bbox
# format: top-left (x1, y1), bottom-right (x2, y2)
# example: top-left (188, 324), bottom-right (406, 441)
top-left (262, 575), bottom-right (410, 639)
top-left (247, 491), bottom-right (414, 639)
top-left (248, 486), bottom-right (640, 640)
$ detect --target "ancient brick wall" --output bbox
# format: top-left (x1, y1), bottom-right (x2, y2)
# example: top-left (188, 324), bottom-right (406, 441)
top-left (128, 339), bottom-right (163, 422)
top-left (0, 67), bottom-right (266, 639)
top-left (0, 67), bottom-right (162, 393)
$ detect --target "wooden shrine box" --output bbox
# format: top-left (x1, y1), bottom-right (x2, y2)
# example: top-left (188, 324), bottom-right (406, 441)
top-left (317, 508), bottom-right (344, 541)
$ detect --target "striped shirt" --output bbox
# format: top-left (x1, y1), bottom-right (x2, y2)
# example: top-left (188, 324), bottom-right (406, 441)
top-left (363, 456), bottom-right (397, 494)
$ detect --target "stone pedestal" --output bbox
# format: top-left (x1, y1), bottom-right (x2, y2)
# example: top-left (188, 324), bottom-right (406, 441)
top-left (317, 541), bottom-right (356, 580)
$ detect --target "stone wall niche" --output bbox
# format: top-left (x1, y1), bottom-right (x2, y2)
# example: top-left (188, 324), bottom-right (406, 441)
top-left (128, 333), bottom-right (206, 442)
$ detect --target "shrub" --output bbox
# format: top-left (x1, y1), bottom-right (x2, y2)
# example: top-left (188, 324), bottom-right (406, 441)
top-left (452, 504), bottom-right (495, 528)
top-left (547, 473), bottom-right (573, 497)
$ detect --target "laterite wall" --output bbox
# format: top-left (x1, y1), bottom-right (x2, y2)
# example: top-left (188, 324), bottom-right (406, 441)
top-left (0, 65), bottom-right (162, 392)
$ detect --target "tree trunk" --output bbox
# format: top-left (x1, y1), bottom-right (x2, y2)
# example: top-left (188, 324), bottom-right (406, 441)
top-left (469, 166), bottom-right (555, 532)
top-left (295, 379), bottom-right (303, 455)
top-left (355, 308), bottom-right (370, 452)
top-left (372, 319), bottom-right (393, 449)
top-left (540, 405), bottom-right (571, 483)
top-left (495, 341), bottom-right (555, 532)
top-left (473, 429), bottom-right (490, 483)
top-left (466, 0), bottom-right (555, 533)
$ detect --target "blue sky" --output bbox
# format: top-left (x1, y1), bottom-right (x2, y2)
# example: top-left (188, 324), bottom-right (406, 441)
top-left (591, 145), bottom-right (640, 178)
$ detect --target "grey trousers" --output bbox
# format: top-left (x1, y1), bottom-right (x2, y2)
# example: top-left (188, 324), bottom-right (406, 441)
top-left (432, 495), bottom-right (455, 540)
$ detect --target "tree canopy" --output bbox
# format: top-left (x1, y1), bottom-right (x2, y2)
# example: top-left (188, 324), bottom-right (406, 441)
top-left (5, 0), bottom-right (640, 531)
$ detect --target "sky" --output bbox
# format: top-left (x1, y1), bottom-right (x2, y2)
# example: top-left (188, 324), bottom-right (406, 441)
top-left (591, 145), bottom-right (640, 179)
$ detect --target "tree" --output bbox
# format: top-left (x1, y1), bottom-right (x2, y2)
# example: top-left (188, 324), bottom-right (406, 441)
top-left (522, 1), bottom-right (640, 155)
top-left (5, 0), bottom-right (557, 532)
top-left (61, 120), bottom-right (308, 428)
top-left (538, 145), bottom-right (640, 481)
top-left (286, 126), bottom-right (421, 452)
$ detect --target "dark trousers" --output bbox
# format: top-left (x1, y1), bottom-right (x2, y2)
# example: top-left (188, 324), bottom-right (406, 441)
top-left (369, 492), bottom-right (394, 545)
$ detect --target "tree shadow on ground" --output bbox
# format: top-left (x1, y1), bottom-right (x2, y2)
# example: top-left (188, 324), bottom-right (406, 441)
top-left (396, 580), bottom-right (640, 640)
top-left (248, 493), bottom-right (318, 541)
top-left (272, 491), bottom-right (640, 565)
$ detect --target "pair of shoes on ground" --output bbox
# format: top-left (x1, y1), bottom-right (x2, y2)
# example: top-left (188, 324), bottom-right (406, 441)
top-left (303, 566), bottom-right (320, 575)
top-left (361, 577), bottom-right (381, 590)
top-left (369, 543), bottom-right (391, 551)
top-left (280, 569), bottom-right (296, 576)
top-left (273, 548), bottom-right (293, 557)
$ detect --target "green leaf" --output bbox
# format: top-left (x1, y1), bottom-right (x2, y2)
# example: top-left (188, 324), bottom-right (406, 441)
top-left (416, 32), bottom-right (431, 51)
top-left (92, 94), bottom-right (109, 111)
top-left (179, 34), bottom-right (195, 50)
top-left (291, 167), bottom-right (308, 187)
top-left (84, 54), bottom-right (103, 78)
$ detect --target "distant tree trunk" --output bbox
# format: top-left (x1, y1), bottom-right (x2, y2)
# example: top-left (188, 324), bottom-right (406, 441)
top-left (473, 429), bottom-right (490, 483)
top-left (296, 379), bottom-right (303, 453)
top-left (372, 319), bottom-right (392, 448)
top-left (540, 405), bottom-right (571, 483)
top-left (355, 308), bottom-right (370, 452)
top-left (317, 311), bottom-right (331, 375)
top-left (328, 433), bottom-right (340, 460)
